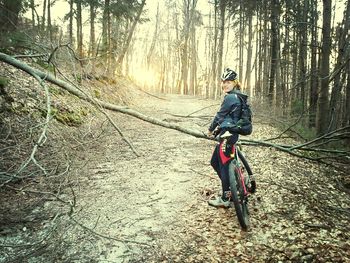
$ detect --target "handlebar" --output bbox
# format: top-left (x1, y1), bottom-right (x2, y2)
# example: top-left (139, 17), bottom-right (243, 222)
top-left (214, 130), bottom-right (233, 141)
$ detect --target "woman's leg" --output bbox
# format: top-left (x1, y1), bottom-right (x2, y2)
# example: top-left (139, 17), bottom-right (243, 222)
top-left (210, 144), bottom-right (221, 178)
top-left (220, 162), bottom-right (231, 200)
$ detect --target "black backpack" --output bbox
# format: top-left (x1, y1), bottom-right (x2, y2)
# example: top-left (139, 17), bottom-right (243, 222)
top-left (229, 94), bottom-right (253, 136)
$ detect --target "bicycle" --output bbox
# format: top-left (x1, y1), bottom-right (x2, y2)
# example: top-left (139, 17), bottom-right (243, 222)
top-left (216, 130), bottom-right (255, 230)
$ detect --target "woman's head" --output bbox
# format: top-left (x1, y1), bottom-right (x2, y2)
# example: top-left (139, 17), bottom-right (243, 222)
top-left (221, 68), bottom-right (241, 93)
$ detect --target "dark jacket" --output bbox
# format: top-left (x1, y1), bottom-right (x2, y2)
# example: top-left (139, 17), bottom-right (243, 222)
top-left (209, 89), bottom-right (247, 132)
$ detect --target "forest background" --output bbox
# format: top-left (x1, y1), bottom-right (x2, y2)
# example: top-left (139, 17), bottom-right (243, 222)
top-left (0, 0), bottom-right (349, 137)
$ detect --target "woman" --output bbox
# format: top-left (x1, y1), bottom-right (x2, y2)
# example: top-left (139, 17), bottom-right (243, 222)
top-left (207, 68), bottom-right (247, 207)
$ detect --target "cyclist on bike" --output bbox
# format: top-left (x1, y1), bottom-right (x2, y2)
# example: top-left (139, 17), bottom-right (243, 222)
top-left (207, 68), bottom-right (248, 208)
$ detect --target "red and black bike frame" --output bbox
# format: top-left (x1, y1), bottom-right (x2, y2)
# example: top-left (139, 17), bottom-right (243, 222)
top-left (218, 140), bottom-right (249, 196)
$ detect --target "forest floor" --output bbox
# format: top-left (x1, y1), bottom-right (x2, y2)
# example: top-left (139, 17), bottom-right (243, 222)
top-left (0, 64), bottom-right (350, 262)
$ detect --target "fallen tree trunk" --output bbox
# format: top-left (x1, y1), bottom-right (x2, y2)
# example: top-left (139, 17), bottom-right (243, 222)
top-left (1, 52), bottom-right (349, 166)
top-left (0, 52), bottom-right (208, 139)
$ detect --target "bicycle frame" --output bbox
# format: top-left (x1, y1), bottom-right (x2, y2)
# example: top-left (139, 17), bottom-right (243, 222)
top-left (218, 140), bottom-right (249, 197)
top-left (233, 157), bottom-right (249, 196)
top-left (217, 134), bottom-right (251, 230)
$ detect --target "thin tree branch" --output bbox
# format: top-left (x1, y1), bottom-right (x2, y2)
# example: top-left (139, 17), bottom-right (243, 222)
top-left (289, 126), bottom-right (350, 150)
top-left (15, 71), bottom-right (51, 176)
top-left (185, 103), bottom-right (220, 117)
top-left (264, 113), bottom-right (304, 142)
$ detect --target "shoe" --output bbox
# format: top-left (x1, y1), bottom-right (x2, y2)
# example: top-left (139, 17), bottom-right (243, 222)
top-left (208, 197), bottom-right (230, 208)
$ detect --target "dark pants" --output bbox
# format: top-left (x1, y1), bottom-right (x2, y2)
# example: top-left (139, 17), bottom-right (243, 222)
top-left (210, 144), bottom-right (230, 196)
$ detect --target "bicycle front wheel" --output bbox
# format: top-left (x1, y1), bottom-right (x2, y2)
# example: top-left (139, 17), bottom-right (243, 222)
top-left (228, 162), bottom-right (250, 230)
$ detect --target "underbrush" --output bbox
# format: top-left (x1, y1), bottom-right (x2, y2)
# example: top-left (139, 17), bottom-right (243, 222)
top-left (251, 99), bottom-right (350, 190)
top-left (0, 60), bottom-right (134, 262)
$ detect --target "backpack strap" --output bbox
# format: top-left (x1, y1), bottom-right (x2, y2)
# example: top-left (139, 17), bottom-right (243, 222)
top-left (228, 94), bottom-right (244, 116)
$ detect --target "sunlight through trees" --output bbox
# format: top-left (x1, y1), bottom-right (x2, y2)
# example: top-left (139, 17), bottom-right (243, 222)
top-left (0, 0), bottom-right (349, 135)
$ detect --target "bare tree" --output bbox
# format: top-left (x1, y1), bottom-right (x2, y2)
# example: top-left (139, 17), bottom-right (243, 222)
top-left (69, 0), bottom-right (74, 44)
top-left (178, 0), bottom-right (198, 94)
top-left (76, 0), bottom-right (83, 58)
top-left (268, 0), bottom-right (279, 106)
top-left (329, 0), bottom-right (350, 131)
top-left (216, 0), bottom-right (226, 98)
top-left (316, 0), bottom-right (332, 135)
top-left (88, 0), bottom-right (98, 58)
top-left (309, 0), bottom-right (319, 128)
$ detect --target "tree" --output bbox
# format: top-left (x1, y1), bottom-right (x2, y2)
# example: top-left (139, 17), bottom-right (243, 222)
top-left (0, 0), bottom-right (23, 32)
top-left (47, 0), bottom-right (52, 41)
top-left (177, 0), bottom-right (198, 94)
top-left (243, 1), bottom-right (256, 98)
top-left (30, 0), bottom-right (35, 28)
top-left (309, 0), bottom-right (319, 128)
top-left (268, 0), bottom-right (279, 105)
top-left (68, 0), bottom-right (74, 44)
top-left (189, 10), bottom-right (202, 95)
top-left (216, 0), bottom-right (226, 98)
top-left (329, 0), bottom-right (350, 131)
top-left (42, 0), bottom-right (46, 32)
top-left (87, 0), bottom-right (99, 58)
top-left (342, 1), bottom-right (350, 128)
top-left (345, 62), bottom-right (350, 128)
top-left (316, 0), bottom-right (332, 135)
top-left (210, 0), bottom-right (218, 98)
top-left (75, 0), bottom-right (83, 57)
top-left (297, 0), bottom-right (309, 113)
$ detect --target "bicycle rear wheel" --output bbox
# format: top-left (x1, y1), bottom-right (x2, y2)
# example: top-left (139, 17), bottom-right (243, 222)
top-left (228, 162), bottom-right (250, 230)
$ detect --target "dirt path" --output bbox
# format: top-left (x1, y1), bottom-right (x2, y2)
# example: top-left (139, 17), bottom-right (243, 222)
top-left (65, 94), bottom-right (349, 262)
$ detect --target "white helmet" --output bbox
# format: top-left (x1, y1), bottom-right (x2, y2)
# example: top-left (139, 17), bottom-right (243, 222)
top-left (221, 68), bottom-right (237, 81)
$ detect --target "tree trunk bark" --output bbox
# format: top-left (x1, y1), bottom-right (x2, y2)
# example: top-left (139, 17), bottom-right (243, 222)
top-left (316, 0), bottom-right (332, 135)
top-left (211, 1), bottom-right (218, 99)
top-left (42, 0), bottom-right (46, 32)
top-left (344, 63), bottom-right (350, 127)
top-left (342, 2), bottom-right (350, 128)
top-left (329, 0), bottom-right (350, 131)
top-left (245, 13), bottom-right (253, 97)
top-left (298, 0), bottom-right (308, 113)
top-left (216, 0), bottom-right (226, 97)
top-left (268, 0), bottom-right (279, 106)
top-left (281, 1), bottom-right (291, 115)
top-left (189, 25), bottom-right (197, 95)
top-left (262, 4), bottom-right (270, 101)
top-left (102, 0), bottom-right (110, 72)
top-left (69, 0), bottom-right (73, 44)
top-left (255, 7), bottom-right (263, 98)
top-left (309, 0), bottom-right (318, 128)
top-left (31, 0), bottom-right (35, 28)
top-left (238, 0), bottom-right (244, 80)
top-left (76, 0), bottom-right (83, 58)
top-left (89, 1), bottom-right (96, 58)
top-left (180, 1), bottom-right (190, 95)
top-left (47, 0), bottom-right (52, 42)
